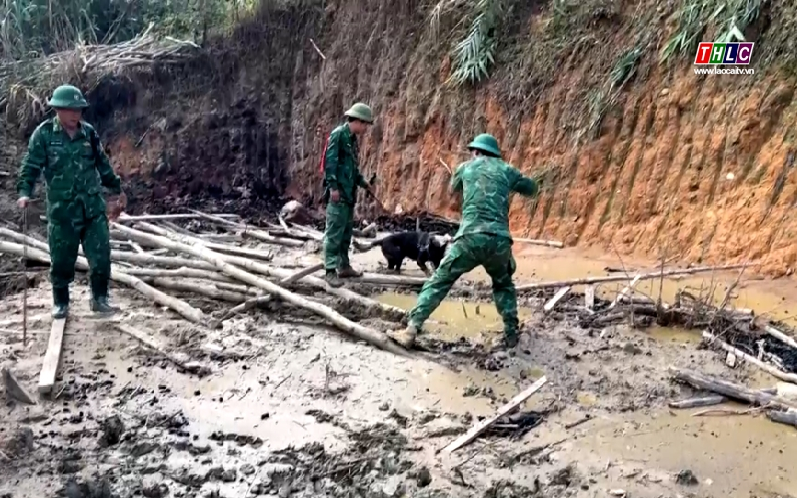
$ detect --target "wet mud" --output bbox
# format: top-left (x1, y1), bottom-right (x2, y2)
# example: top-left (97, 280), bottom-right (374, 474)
top-left (3, 244), bottom-right (797, 498)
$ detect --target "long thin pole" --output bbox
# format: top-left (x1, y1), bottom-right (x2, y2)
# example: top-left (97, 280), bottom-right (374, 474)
top-left (22, 206), bottom-right (28, 347)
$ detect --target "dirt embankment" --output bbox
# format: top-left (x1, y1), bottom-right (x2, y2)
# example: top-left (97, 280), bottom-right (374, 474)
top-left (3, 1), bottom-right (797, 274)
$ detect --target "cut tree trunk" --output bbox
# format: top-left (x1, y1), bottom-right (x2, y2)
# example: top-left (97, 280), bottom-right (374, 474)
top-left (767, 409), bottom-right (797, 428)
top-left (516, 264), bottom-right (753, 291)
top-left (136, 222), bottom-right (276, 261)
top-left (186, 210), bottom-right (305, 247)
top-left (702, 331), bottom-right (797, 384)
top-left (117, 213), bottom-right (239, 222)
top-left (116, 324), bottom-right (209, 375)
top-left (280, 262), bottom-right (324, 284)
top-left (668, 395), bottom-right (726, 409)
top-left (0, 239), bottom-right (204, 324)
top-left (118, 224), bottom-right (406, 321)
top-left (513, 238), bottom-right (564, 248)
top-left (147, 278), bottom-right (252, 303)
top-left (111, 223), bottom-right (409, 356)
top-left (209, 296), bottom-right (273, 329)
top-left (764, 325), bottom-right (797, 352)
top-left (668, 366), bottom-right (797, 410)
top-left (124, 268), bottom-right (234, 282)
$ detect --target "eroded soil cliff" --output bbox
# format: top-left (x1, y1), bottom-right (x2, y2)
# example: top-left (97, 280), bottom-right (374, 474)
top-left (4, 0), bottom-right (797, 275)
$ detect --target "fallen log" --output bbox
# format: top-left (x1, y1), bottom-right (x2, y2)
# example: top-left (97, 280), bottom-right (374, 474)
top-left (354, 222), bottom-right (378, 238)
top-left (513, 238), bottom-right (564, 248)
top-left (608, 274), bottom-right (641, 310)
top-left (764, 324), bottom-right (797, 353)
top-left (116, 324), bottom-right (209, 375)
top-left (266, 228), bottom-right (314, 241)
top-left (111, 223), bottom-right (409, 355)
top-left (210, 296), bottom-right (273, 329)
top-left (516, 264), bottom-right (754, 292)
top-left (767, 409), bottom-right (797, 428)
top-left (702, 331), bottom-right (797, 384)
top-left (136, 223), bottom-right (276, 261)
top-left (187, 210), bottom-right (305, 247)
top-left (281, 262), bottom-right (324, 285)
top-left (117, 213), bottom-right (239, 222)
top-left (0, 240), bottom-right (204, 324)
top-left (668, 395), bottom-right (726, 409)
top-left (119, 224), bottom-right (406, 321)
top-left (124, 267), bottom-right (234, 283)
top-left (2, 228), bottom-right (219, 272)
top-left (442, 376), bottom-right (548, 454)
top-left (668, 366), bottom-right (797, 410)
top-left (544, 287), bottom-right (571, 313)
top-left (159, 220), bottom-right (196, 236)
top-left (147, 278), bottom-right (252, 303)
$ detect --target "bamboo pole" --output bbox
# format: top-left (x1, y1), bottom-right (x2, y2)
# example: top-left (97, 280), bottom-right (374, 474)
top-left (516, 264), bottom-right (754, 291)
top-left (121, 223), bottom-right (406, 321)
top-left (184, 211), bottom-right (305, 247)
top-left (0, 240), bottom-right (204, 323)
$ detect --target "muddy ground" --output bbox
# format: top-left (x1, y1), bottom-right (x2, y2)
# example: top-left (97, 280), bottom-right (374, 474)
top-left (2, 240), bottom-right (797, 498)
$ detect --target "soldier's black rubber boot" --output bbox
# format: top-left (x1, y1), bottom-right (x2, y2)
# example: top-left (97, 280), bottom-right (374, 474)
top-left (91, 296), bottom-right (120, 314)
top-left (52, 287), bottom-right (69, 319)
top-left (325, 271), bottom-right (343, 288)
top-left (504, 333), bottom-right (519, 349)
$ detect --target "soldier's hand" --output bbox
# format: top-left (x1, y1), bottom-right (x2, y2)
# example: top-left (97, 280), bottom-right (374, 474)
top-left (118, 191), bottom-right (128, 211)
top-left (17, 197), bottom-right (29, 209)
top-left (330, 189), bottom-right (340, 203)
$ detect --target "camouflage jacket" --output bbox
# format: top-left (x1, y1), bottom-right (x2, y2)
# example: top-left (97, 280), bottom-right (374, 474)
top-left (323, 123), bottom-right (368, 205)
top-left (17, 117), bottom-right (122, 223)
top-left (451, 156), bottom-right (539, 241)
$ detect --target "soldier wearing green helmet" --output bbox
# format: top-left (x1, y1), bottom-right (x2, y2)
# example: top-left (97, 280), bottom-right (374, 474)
top-left (320, 102), bottom-right (378, 287)
top-left (390, 133), bottom-right (540, 349)
top-left (16, 84), bottom-right (127, 319)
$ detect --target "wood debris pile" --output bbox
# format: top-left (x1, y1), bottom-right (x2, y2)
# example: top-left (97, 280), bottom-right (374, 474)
top-left (0, 212), bottom-right (413, 356)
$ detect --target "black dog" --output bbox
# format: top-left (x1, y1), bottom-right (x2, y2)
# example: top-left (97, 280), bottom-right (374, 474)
top-left (378, 231), bottom-right (450, 275)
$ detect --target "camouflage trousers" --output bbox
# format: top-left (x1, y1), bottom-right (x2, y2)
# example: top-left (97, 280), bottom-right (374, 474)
top-left (408, 233), bottom-right (519, 339)
top-left (48, 212), bottom-right (112, 305)
top-left (323, 201), bottom-right (354, 271)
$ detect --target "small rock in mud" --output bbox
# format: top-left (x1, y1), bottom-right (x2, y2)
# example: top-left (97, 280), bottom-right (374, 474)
top-left (2, 426), bottom-right (34, 457)
top-left (172, 468), bottom-right (206, 488)
top-left (622, 342), bottom-right (643, 355)
top-left (412, 466), bottom-right (432, 487)
top-left (305, 409), bottom-right (334, 424)
top-left (58, 459), bottom-right (85, 474)
top-left (549, 464), bottom-right (579, 487)
top-left (675, 469), bottom-right (699, 486)
top-left (240, 463), bottom-right (256, 475)
top-left (460, 412), bottom-right (473, 424)
top-left (129, 441), bottom-right (159, 458)
top-left (388, 409), bottom-right (408, 428)
top-left (206, 466), bottom-right (237, 483)
top-left (99, 415), bottom-right (125, 447)
top-left (462, 383), bottom-right (479, 397)
top-left (142, 483), bottom-right (169, 498)
top-left (378, 402), bottom-right (390, 411)
top-left (60, 478), bottom-right (116, 498)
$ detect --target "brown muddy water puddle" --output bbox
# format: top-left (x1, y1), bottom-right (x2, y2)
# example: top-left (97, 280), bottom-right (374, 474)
top-left (510, 245), bottom-right (797, 322)
top-left (377, 274), bottom-right (797, 497)
top-left (578, 408), bottom-right (797, 497)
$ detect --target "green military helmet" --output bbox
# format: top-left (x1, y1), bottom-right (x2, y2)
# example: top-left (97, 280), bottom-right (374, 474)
top-left (467, 133), bottom-right (502, 158)
top-left (48, 85), bottom-right (89, 109)
top-left (344, 102), bottom-right (374, 124)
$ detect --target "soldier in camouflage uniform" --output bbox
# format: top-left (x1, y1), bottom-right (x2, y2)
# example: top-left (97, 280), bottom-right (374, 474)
top-left (17, 85), bottom-right (127, 319)
top-left (322, 103), bottom-right (377, 288)
top-left (389, 134), bottom-right (539, 349)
